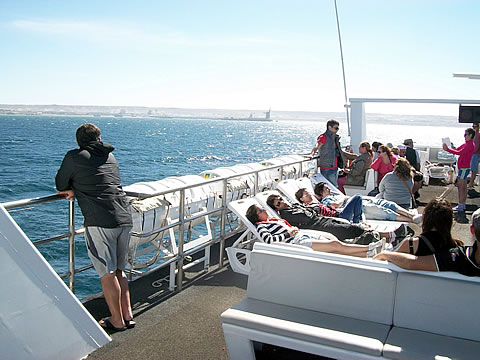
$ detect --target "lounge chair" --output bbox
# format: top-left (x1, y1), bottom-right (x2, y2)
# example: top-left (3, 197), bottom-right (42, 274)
top-left (225, 196), bottom-right (333, 275)
top-left (274, 179), bottom-right (406, 233)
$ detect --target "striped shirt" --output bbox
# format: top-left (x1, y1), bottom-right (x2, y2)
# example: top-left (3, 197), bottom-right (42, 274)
top-left (255, 220), bottom-right (293, 244)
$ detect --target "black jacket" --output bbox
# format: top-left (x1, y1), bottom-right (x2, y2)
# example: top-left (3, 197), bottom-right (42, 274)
top-left (55, 141), bottom-right (132, 228)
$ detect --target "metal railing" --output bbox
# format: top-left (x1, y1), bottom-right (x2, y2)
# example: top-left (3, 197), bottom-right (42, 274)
top-left (1, 156), bottom-right (315, 294)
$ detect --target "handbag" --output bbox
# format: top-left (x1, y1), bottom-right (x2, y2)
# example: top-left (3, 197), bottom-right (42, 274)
top-left (399, 177), bottom-right (418, 208)
top-left (367, 187), bottom-right (380, 197)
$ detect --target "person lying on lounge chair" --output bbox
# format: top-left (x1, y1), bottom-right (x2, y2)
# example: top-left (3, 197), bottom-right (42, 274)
top-left (267, 194), bottom-right (406, 245)
top-left (246, 204), bottom-right (385, 258)
top-left (312, 182), bottom-right (421, 224)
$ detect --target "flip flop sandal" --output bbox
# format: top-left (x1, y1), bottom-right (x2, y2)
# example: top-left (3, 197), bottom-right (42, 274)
top-left (100, 318), bottom-right (127, 332)
top-left (124, 319), bottom-right (136, 329)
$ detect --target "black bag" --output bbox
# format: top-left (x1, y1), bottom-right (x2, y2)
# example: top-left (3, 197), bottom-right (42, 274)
top-left (413, 171), bottom-right (424, 182)
top-left (367, 187), bottom-right (380, 197)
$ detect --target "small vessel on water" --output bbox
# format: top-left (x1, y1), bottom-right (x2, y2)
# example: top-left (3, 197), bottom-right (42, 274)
top-left (221, 108), bottom-right (272, 121)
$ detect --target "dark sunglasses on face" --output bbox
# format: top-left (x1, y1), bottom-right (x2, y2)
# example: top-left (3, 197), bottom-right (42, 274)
top-left (258, 208), bottom-right (265, 214)
top-left (275, 200), bottom-right (282, 207)
top-left (332, 126), bottom-right (339, 130)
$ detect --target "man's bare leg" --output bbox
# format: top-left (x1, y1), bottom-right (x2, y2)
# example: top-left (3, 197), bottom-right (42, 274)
top-left (100, 273), bottom-right (125, 328)
top-left (116, 269), bottom-right (133, 321)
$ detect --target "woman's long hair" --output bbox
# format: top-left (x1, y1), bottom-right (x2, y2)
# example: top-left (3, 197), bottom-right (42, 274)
top-left (378, 144), bottom-right (392, 160)
top-left (360, 141), bottom-right (373, 159)
top-left (422, 198), bottom-right (463, 247)
top-left (394, 158), bottom-right (413, 180)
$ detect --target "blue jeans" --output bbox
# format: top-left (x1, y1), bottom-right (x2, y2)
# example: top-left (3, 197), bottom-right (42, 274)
top-left (338, 194), bottom-right (363, 223)
top-left (320, 168), bottom-right (338, 187)
top-left (362, 197), bottom-right (399, 221)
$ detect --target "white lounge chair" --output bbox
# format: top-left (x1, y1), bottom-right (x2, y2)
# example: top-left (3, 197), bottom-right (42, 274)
top-left (225, 196), bottom-right (332, 275)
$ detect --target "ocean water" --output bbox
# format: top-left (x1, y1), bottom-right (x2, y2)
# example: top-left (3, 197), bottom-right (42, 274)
top-left (0, 114), bottom-right (467, 298)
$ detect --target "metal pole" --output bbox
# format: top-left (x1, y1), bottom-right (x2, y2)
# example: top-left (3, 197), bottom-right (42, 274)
top-left (334, 0), bottom-right (351, 136)
top-left (218, 178), bottom-right (228, 268)
top-left (254, 171), bottom-right (259, 195)
top-left (176, 189), bottom-right (186, 291)
top-left (68, 199), bottom-right (75, 292)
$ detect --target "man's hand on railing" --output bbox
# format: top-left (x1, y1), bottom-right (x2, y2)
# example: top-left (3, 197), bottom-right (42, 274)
top-left (57, 190), bottom-right (75, 200)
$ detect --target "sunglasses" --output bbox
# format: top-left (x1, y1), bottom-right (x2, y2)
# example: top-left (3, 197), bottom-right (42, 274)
top-left (275, 200), bottom-right (282, 207)
top-left (258, 208), bottom-right (266, 214)
top-left (332, 126), bottom-right (339, 130)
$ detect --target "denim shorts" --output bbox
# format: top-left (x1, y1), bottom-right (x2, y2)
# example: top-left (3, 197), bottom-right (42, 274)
top-left (470, 154), bottom-right (480, 173)
top-left (293, 234), bottom-right (313, 248)
top-left (458, 168), bottom-right (470, 180)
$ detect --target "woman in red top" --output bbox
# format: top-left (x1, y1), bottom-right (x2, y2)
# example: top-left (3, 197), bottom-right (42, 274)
top-left (371, 145), bottom-right (397, 185)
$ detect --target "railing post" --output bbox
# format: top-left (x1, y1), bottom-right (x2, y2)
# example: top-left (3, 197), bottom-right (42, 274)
top-left (68, 199), bottom-right (75, 292)
top-left (298, 161), bottom-right (303, 179)
top-left (254, 171), bottom-right (259, 195)
top-left (218, 178), bottom-right (228, 268)
top-left (176, 189), bottom-right (186, 291)
top-left (280, 165), bottom-right (284, 181)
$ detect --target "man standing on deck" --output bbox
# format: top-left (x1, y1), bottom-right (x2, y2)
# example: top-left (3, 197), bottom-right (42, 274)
top-left (56, 123), bottom-right (135, 332)
top-left (309, 119), bottom-right (354, 187)
top-left (374, 208), bottom-right (480, 276)
top-left (467, 123), bottom-right (480, 198)
top-left (403, 139), bottom-right (423, 203)
top-left (403, 139), bottom-right (420, 172)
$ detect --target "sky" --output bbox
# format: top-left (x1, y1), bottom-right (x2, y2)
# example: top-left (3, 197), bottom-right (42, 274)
top-left (0, 0), bottom-right (479, 115)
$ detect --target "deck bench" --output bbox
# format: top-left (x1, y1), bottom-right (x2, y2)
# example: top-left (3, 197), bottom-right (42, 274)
top-left (221, 243), bottom-right (480, 359)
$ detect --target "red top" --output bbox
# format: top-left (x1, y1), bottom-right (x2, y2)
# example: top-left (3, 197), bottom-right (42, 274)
top-left (371, 155), bottom-right (397, 184)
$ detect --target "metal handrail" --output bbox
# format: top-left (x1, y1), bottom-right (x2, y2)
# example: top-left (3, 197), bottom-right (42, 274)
top-left (1, 155), bottom-right (315, 295)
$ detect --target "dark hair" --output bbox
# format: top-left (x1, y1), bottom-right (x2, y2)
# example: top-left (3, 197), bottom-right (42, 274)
top-left (313, 182), bottom-right (326, 198)
top-left (326, 119), bottom-right (339, 129)
top-left (465, 127), bottom-right (475, 138)
top-left (422, 198), bottom-right (463, 247)
top-left (246, 204), bottom-right (260, 224)
top-left (295, 188), bottom-right (307, 202)
top-left (266, 194), bottom-right (280, 209)
top-left (371, 141), bottom-right (382, 151)
top-left (394, 158), bottom-right (413, 180)
top-left (76, 123), bottom-right (101, 147)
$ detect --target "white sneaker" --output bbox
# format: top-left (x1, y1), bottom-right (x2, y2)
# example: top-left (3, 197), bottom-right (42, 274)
top-left (412, 214), bottom-right (423, 224)
top-left (453, 204), bottom-right (466, 212)
top-left (367, 238), bottom-right (386, 257)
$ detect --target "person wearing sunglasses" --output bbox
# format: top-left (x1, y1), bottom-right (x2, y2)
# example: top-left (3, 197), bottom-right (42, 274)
top-left (442, 128), bottom-right (475, 213)
top-left (309, 119), bottom-right (355, 187)
top-left (245, 204), bottom-right (386, 258)
top-left (266, 194), bottom-right (405, 245)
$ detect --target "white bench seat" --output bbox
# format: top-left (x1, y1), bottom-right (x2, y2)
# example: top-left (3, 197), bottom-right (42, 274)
top-left (222, 297), bottom-right (390, 358)
top-left (222, 242), bottom-right (480, 359)
top-left (384, 327), bottom-right (480, 360)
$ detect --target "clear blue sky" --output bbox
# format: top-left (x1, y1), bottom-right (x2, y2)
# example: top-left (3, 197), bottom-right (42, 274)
top-left (0, 0), bottom-right (478, 115)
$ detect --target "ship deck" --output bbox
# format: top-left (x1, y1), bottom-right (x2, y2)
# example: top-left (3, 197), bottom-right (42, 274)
top-left (85, 180), bottom-right (478, 360)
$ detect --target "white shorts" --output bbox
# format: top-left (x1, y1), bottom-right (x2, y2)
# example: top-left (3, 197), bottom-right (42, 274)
top-left (84, 226), bottom-right (132, 278)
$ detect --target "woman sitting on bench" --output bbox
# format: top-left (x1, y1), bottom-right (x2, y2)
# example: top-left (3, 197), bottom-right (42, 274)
top-left (246, 204), bottom-right (385, 258)
top-left (337, 141), bottom-right (373, 194)
top-left (395, 198), bottom-right (463, 255)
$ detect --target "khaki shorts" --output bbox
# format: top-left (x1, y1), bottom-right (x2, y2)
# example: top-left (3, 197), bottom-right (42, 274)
top-left (84, 226), bottom-right (132, 278)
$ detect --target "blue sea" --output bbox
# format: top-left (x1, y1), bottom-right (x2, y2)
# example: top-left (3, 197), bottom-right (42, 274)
top-left (0, 114), bottom-right (467, 299)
